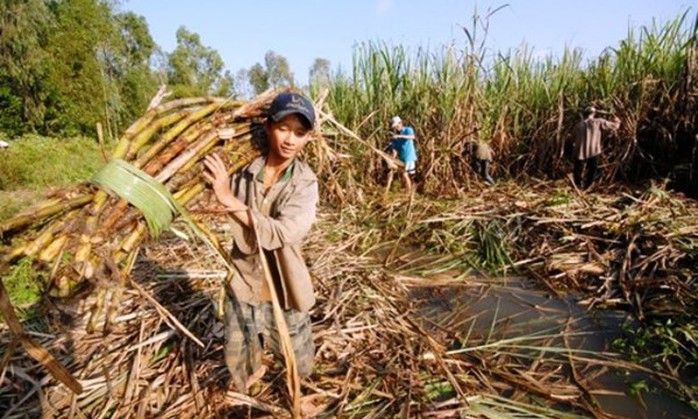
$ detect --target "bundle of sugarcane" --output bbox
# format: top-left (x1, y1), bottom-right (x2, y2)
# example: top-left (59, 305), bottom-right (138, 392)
top-left (0, 91), bottom-right (285, 303)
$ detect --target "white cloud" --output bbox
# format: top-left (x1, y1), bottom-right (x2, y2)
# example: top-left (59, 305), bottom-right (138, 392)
top-left (376, 0), bottom-right (394, 16)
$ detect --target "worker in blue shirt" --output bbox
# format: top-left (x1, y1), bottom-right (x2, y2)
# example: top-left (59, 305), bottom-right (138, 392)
top-left (386, 116), bottom-right (418, 194)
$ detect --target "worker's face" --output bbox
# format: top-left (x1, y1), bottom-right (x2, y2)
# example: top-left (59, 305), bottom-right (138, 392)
top-left (266, 114), bottom-right (312, 161)
top-left (392, 122), bottom-right (403, 133)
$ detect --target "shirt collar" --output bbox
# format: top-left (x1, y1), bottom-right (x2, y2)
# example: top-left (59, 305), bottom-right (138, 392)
top-left (255, 159), bottom-right (295, 184)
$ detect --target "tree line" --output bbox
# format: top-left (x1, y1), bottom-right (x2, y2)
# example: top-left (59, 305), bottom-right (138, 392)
top-left (0, 0), bottom-right (331, 138)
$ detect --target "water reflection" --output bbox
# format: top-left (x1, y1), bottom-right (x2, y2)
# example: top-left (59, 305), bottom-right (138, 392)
top-left (412, 277), bottom-right (695, 419)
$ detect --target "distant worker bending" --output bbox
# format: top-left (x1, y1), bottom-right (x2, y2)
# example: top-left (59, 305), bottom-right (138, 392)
top-left (386, 116), bottom-right (418, 194)
top-left (570, 106), bottom-right (620, 189)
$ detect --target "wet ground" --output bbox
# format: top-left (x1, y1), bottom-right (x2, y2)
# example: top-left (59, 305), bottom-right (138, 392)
top-left (413, 277), bottom-right (696, 418)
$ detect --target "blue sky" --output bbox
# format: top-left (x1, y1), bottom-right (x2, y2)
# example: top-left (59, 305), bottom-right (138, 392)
top-left (123, 0), bottom-right (695, 86)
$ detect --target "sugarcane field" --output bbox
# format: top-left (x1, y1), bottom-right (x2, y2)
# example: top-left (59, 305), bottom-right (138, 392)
top-left (1, 3), bottom-right (697, 418)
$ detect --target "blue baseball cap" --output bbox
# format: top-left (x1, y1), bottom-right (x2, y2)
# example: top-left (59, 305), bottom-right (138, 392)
top-left (268, 92), bottom-right (316, 129)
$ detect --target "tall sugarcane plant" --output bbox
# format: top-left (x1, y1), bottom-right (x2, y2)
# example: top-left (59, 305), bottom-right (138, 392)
top-left (320, 11), bottom-right (696, 194)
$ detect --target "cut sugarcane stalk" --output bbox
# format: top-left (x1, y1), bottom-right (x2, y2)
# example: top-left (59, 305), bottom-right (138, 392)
top-left (0, 194), bottom-right (93, 235)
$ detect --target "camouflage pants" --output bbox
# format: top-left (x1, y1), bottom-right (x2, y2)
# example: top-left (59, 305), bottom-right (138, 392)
top-left (223, 292), bottom-right (314, 391)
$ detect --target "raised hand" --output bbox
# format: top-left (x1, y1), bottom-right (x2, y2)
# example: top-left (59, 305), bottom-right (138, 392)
top-left (203, 153), bottom-right (239, 210)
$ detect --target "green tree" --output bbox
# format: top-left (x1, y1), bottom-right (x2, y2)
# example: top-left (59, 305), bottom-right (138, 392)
top-left (166, 26), bottom-right (234, 98)
top-left (0, 0), bottom-right (159, 137)
top-left (248, 63), bottom-right (269, 95)
top-left (233, 68), bottom-right (254, 99)
top-left (43, 0), bottom-right (121, 135)
top-left (0, 0), bottom-right (51, 134)
top-left (265, 50), bottom-right (293, 88)
top-left (113, 11), bottom-right (158, 126)
top-left (247, 50), bottom-right (294, 95)
top-left (117, 11), bottom-right (155, 65)
top-left (309, 57), bottom-right (331, 93)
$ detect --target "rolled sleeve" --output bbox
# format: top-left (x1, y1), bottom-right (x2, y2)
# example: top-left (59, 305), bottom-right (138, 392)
top-left (601, 119), bottom-right (620, 131)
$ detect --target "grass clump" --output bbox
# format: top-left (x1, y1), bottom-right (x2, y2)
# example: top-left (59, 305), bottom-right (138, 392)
top-left (614, 317), bottom-right (698, 375)
top-left (476, 219), bottom-right (513, 272)
top-left (612, 317), bottom-right (698, 411)
top-left (0, 190), bottom-right (44, 222)
top-left (0, 134), bottom-right (103, 191)
top-left (1, 257), bottom-right (46, 321)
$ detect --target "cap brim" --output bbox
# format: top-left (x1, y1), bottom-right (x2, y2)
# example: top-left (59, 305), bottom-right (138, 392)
top-left (271, 109), bottom-right (314, 129)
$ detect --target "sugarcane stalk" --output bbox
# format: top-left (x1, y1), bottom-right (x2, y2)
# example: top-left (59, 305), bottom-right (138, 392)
top-left (98, 124), bottom-right (211, 232)
top-left (103, 288), bottom-right (119, 333)
top-left (155, 130), bottom-right (220, 183)
top-left (5, 243), bottom-right (28, 263)
top-left (179, 126), bottom-right (254, 174)
top-left (172, 146), bottom-right (259, 206)
top-left (71, 190), bottom-right (111, 277)
top-left (98, 199), bottom-right (131, 235)
top-left (141, 124), bottom-right (216, 176)
top-left (111, 248), bottom-right (136, 270)
top-left (227, 143), bottom-right (258, 172)
top-left (120, 223), bottom-right (147, 254)
top-left (165, 141), bottom-right (249, 193)
top-left (166, 165), bottom-right (206, 194)
top-left (38, 235), bottom-right (68, 263)
top-left (250, 215), bottom-right (301, 416)
top-left (74, 233), bottom-right (94, 265)
top-left (108, 210), bottom-right (140, 235)
top-left (87, 288), bottom-right (107, 333)
top-left (126, 100), bottom-right (243, 161)
top-left (134, 121), bottom-right (214, 169)
top-left (51, 275), bottom-right (74, 297)
top-left (172, 183), bottom-right (205, 205)
top-left (1, 209), bottom-right (70, 265)
top-left (0, 194), bottom-right (93, 236)
top-left (125, 111), bottom-right (191, 160)
top-left (113, 246), bottom-right (140, 279)
top-left (142, 140), bottom-right (183, 176)
top-left (112, 98), bottom-right (211, 159)
top-left (230, 89), bottom-right (278, 119)
top-left (23, 225), bottom-right (58, 257)
top-left (189, 216), bottom-right (229, 257)
top-left (121, 97), bottom-right (223, 141)
top-left (109, 136), bottom-right (132, 162)
top-left (180, 138), bottom-right (220, 171)
top-left (104, 249), bottom-right (134, 333)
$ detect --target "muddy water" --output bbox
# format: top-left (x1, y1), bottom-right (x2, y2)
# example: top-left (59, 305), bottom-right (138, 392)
top-left (413, 278), bottom-right (696, 419)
